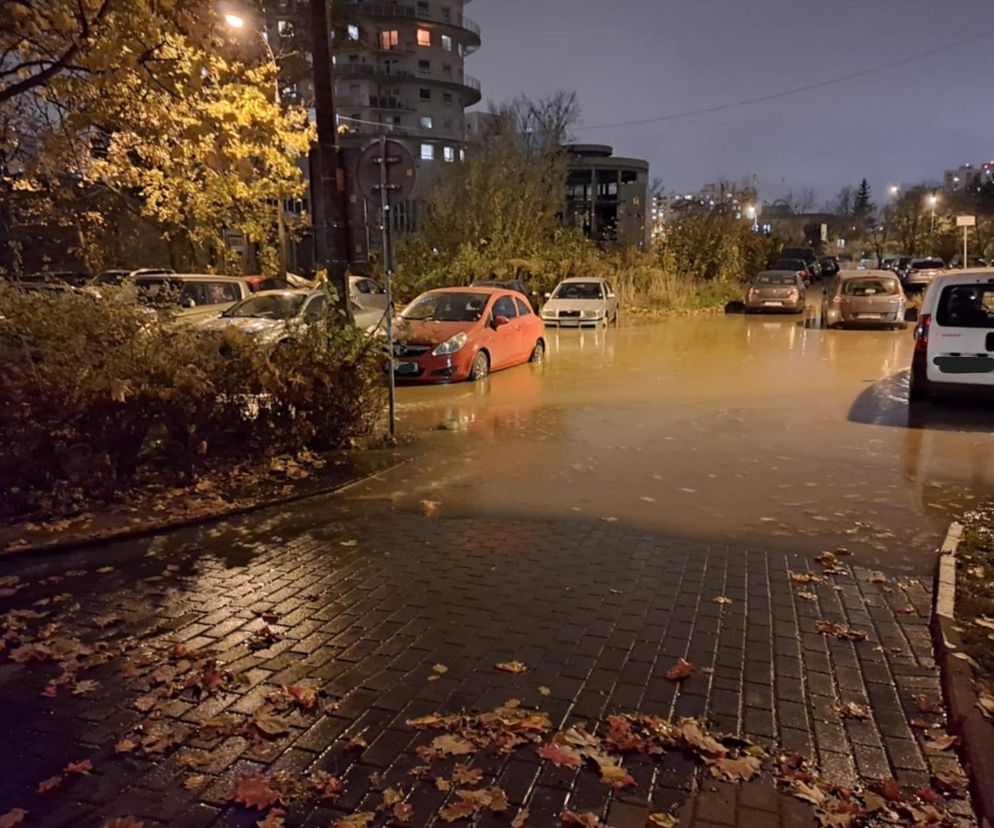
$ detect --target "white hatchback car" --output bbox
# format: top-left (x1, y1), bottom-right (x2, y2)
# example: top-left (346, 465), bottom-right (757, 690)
top-left (910, 269), bottom-right (994, 402)
top-left (540, 278), bottom-right (618, 327)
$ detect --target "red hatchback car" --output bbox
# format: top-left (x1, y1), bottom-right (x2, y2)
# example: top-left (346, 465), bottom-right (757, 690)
top-left (391, 287), bottom-right (546, 382)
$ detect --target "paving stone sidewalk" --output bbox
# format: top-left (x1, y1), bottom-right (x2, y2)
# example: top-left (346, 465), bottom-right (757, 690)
top-left (0, 509), bottom-right (976, 827)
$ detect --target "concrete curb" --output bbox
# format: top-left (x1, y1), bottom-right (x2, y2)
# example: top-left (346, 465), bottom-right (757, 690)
top-left (1, 460), bottom-right (406, 560)
top-left (931, 521), bottom-right (994, 828)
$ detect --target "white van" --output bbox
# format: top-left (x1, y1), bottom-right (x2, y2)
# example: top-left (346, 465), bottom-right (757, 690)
top-left (910, 269), bottom-right (994, 402)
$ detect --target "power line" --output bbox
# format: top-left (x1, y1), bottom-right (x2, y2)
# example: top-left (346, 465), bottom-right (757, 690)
top-left (574, 31), bottom-right (994, 132)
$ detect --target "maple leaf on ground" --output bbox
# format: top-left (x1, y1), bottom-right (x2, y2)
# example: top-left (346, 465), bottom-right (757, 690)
top-left (561, 811), bottom-right (601, 827)
top-left (252, 711), bottom-right (290, 738)
top-left (184, 775), bottom-right (207, 790)
top-left (452, 764), bottom-right (483, 785)
top-left (420, 500), bottom-right (441, 517)
top-left (230, 773), bottom-right (282, 810)
top-left (36, 775), bottom-right (63, 794)
top-left (599, 763), bottom-right (635, 790)
top-left (797, 591), bottom-right (817, 602)
top-left (712, 596), bottom-right (733, 605)
top-left (495, 661), bottom-right (527, 674)
top-left (665, 657), bottom-right (694, 681)
top-left (924, 733), bottom-right (957, 752)
top-left (115, 738), bottom-right (138, 754)
top-left (72, 679), bottom-right (99, 696)
top-left (871, 779), bottom-right (904, 802)
top-left (256, 809), bottom-right (286, 828)
top-left (9, 643), bottom-right (54, 662)
top-left (915, 695), bottom-right (942, 714)
top-left (933, 768), bottom-right (969, 794)
top-left (815, 620), bottom-right (867, 642)
top-left (333, 814), bottom-right (376, 828)
top-left (648, 814), bottom-right (678, 827)
top-left (815, 551), bottom-right (839, 568)
top-left (64, 759), bottom-right (92, 775)
top-left (432, 663), bottom-right (448, 675)
top-left (0, 810), bottom-right (26, 828)
top-left (538, 686), bottom-right (551, 696)
top-left (511, 808), bottom-right (529, 828)
top-left (675, 719), bottom-right (727, 757)
top-left (538, 742), bottom-right (582, 769)
top-left (392, 802), bottom-right (414, 824)
top-left (431, 734), bottom-right (475, 756)
top-left (790, 780), bottom-right (827, 806)
top-left (285, 683), bottom-right (319, 710)
top-left (708, 754), bottom-right (763, 782)
top-left (834, 702), bottom-right (870, 720)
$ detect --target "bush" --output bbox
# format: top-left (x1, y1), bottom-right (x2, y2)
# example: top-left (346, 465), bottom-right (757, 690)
top-left (0, 285), bottom-right (384, 517)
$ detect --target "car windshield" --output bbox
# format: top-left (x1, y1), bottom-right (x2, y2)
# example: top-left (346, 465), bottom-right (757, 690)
top-left (754, 274), bottom-right (796, 286)
top-left (401, 292), bottom-right (489, 322)
top-left (912, 259), bottom-right (944, 269)
top-left (226, 294), bottom-right (306, 320)
top-left (844, 278), bottom-right (899, 296)
top-left (771, 260), bottom-right (805, 271)
top-left (937, 284), bottom-right (994, 329)
top-left (553, 282), bottom-right (604, 300)
top-left (135, 278), bottom-right (184, 307)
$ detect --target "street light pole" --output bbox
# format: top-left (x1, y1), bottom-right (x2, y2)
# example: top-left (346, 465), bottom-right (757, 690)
top-left (929, 194), bottom-right (938, 254)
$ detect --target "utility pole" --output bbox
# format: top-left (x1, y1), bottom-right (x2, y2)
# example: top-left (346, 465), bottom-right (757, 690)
top-left (309, 0), bottom-right (352, 315)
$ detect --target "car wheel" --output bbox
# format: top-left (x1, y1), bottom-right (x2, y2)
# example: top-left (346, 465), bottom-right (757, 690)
top-left (470, 351), bottom-right (489, 382)
top-left (529, 340), bottom-right (545, 363)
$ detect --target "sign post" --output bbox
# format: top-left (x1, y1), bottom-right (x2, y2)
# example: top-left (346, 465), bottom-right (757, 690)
top-left (956, 215), bottom-right (976, 269)
top-left (356, 139), bottom-right (417, 438)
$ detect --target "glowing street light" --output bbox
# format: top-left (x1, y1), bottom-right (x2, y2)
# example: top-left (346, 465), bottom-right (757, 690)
top-left (888, 185), bottom-right (899, 198)
top-left (928, 193), bottom-right (939, 252)
top-left (224, 13), bottom-right (246, 29)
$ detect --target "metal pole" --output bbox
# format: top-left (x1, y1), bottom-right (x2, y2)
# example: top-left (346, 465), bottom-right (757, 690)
top-left (379, 134), bottom-right (396, 438)
top-left (265, 39), bottom-right (288, 279)
top-left (964, 225), bottom-right (969, 269)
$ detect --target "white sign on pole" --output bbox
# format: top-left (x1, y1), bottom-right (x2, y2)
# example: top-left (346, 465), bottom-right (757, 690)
top-left (956, 215), bottom-right (976, 227)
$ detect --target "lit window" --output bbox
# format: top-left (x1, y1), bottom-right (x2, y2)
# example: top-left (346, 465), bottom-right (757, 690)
top-left (420, 116), bottom-right (433, 129)
top-left (347, 24), bottom-right (359, 40)
top-left (378, 30), bottom-right (399, 49)
top-left (277, 20), bottom-right (294, 36)
top-left (441, 34), bottom-right (452, 51)
top-left (459, 149), bottom-right (466, 162)
top-left (417, 28), bottom-right (431, 47)
top-left (443, 146), bottom-right (455, 163)
top-left (421, 143), bottom-right (435, 161)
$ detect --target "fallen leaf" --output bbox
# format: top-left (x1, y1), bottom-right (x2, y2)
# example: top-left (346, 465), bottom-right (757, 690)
top-left (872, 779), bottom-right (905, 802)
top-left (511, 808), bottom-right (530, 828)
top-left (452, 764), bottom-right (483, 785)
top-left (36, 776), bottom-right (62, 794)
top-left (835, 702), bottom-right (871, 720)
top-left (72, 679), bottom-right (99, 696)
top-left (495, 661), bottom-right (527, 674)
top-left (561, 812), bottom-right (601, 827)
top-left (815, 620), bottom-right (867, 641)
top-left (977, 691), bottom-right (994, 718)
top-left (285, 683), bottom-right (319, 710)
top-left (708, 754), bottom-right (762, 782)
top-left (184, 775), bottom-right (207, 790)
top-left (934, 768), bottom-right (969, 794)
top-left (538, 742), bottom-right (582, 769)
top-left (797, 591), bottom-right (817, 602)
top-left (256, 809), bottom-right (286, 828)
top-left (712, 596), bottom-right (733, 605)
top-left (9, 643), bottom-right (54, 663)
top-left (538, 686), bottom-right (551, 696)
top-left (790, 780), bottom-right (827, 806)
top-left (815, 551), bottom-right (839, 568)
top-left (868, 572), bottom-right (889, 584)
top-left (952, 651), bottom-right (981, 671)
top-left (333, 814), bottom-right (375, 828)
top-left (115, 738), bottom-right (138, 754)
top-left (599, 763), bottom-right (635, 789)
top-left (431, 734), bottom-right (475, 756)
top-left (392, 802), bottom-right (414, 824)
top-left (230, 773), bottom-right (282, 810)
top-left (63, 759), bottom-right (92, 775)
top-left (789, 570), bottom-right (824, 584)
top-left (420, 500), bottom-right (441, 517)
top-left (647, 814), bottom-right (678, 828)
top-left (432, 663), bottom-right (448, 675)
top-left (915, 695), bottom-right (942, 714)
top-left (665, 657), bottom-right (694, 681)
top-left (924, 733), bottom-right (957, 752)
top-left (0, 810), bottom-right (26, 828)
top-left (346, 735), bottom-right (368, 751)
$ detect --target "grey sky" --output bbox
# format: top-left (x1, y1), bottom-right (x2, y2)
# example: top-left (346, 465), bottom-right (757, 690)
top-left (466, 0), bottom-right (994, 205)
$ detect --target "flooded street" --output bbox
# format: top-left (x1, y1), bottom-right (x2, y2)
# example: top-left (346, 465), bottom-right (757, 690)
top-left (346, 310), bottom-right (994, 573)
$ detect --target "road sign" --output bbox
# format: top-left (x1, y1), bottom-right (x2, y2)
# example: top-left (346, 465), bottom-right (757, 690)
top-left (956, 215), bottom-right (976, 227)
top-left (355, 139), bottom-right (417, 203)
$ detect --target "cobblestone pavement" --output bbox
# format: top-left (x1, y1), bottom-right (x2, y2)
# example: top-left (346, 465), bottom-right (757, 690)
top-left (0, 507), bottom-right (976, 827)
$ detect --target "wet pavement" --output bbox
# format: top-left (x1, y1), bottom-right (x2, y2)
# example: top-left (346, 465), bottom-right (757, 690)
top-left (364, 309), bottom-right (994, 573)
top-left (0, 511), bottom-right (975, 827)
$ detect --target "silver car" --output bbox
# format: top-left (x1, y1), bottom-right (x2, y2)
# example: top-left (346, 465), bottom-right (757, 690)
top-left (745, 271), bottom-right (807, 313)
top-left (349, 276), bottom-right (389, 312)
top-left (196, 290), bottom-right (385, 346)
top-left (540, 278), bottom-right (618, 327)
top-left (903, 258), bottom-right (947, 292)
top-left (134, 274), bottom-right (251, 324)
top-left (822, 271), bottom-right (909, 329)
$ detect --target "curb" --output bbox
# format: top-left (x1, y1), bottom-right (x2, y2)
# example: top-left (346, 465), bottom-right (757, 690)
top-left (931, 521), bottom-right (994, 828)
top-left (1, 460), bottom-right (406, 560)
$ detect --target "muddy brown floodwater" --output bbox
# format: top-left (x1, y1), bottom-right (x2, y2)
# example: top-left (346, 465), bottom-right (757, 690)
top-left (343, 310), bottom-right (994, 573)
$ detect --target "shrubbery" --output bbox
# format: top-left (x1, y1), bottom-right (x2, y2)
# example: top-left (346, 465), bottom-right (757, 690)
top-left (0, 285), bottom-right (384, 517)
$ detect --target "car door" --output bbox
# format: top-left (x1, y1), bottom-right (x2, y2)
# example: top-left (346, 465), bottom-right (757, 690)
top-left (604, 281), bottom-right (617, 320)
top-left (928, 281), bottom-right (994, 387)
top-left (489, 294), bottom-right (520, 369)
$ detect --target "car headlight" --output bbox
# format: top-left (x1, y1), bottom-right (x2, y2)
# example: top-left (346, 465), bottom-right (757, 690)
top-left (581, 310), bottom-right (602, 319)
top-left (432, 332), bottom-right (468, 356)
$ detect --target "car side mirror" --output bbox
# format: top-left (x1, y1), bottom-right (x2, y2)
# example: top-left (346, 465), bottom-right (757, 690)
top-left (183, 297), bottom-right (197, 308)
top-left (493, 315), bottom-right (510, 328)
top-left (905, 308), bottom-right (919, 323)
top-left (607, 292), bottom-right (616, 299)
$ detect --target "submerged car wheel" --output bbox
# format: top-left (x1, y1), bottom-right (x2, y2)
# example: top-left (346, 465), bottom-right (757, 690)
top-left (530, 340), bottom-right (545, 363)
top-left (470, 351), bottom-right (489, 381)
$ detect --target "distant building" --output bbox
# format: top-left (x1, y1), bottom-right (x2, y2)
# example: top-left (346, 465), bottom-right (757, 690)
top-left (261, 0), bottom-right (482, 267)
top-left (943, 162), bottom-right (994, 193)
top-left (563, 145), bottom-right (650, 250)
top-left (651, 183), bottom-right (758, 236)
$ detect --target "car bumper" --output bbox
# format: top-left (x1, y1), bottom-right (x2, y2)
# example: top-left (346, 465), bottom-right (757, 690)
top-left (836, 310), bottom-right (905, 327)
top-left (744, 299), bottom-right (804, 312)
top-left (385, 349), bottom-right (474, 383)
top-left (542, 316), bottom-right (603, 327)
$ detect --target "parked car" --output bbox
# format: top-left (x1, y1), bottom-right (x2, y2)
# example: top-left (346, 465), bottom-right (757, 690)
top-left (745, 271), bottom-right (806, 314)
top-left (390, 287), bottom-right (545, 382)
top-left (95, 267), bottom-right (174, 286)
top-left (818, 256), bottom-right (841, 279)
top-left (243, 275), bottom-right (294, 294)
top-left (822, 271), bottom-right (909, 330)
top-left (767, 258), bottom-right (812, 287)
top-left (196, 289), bottom-right (383, 346)
top-left (470, 278), bottom-right (542, 310)
top-left (134, 273), bottom-right (251, 323)
top-left (540, 278), bottom-right (619, 327)
top-left (782, 247), bottom-right (821, 281)
top-left (910, 270), bottom-right (994, 402)
top-left (349, 276), bottom-right (389, 312)
top-left (903, 258), bottom-right (947, 292)
top-left (894, 256), bottom-right (916, 280)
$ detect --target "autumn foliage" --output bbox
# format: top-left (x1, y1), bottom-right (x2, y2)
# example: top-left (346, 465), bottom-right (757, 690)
top-left (0, 285), bottom-right (384, 517)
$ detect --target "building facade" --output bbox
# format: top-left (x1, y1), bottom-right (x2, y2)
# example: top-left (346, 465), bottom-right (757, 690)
top-left (563, 145), bottom-right (650, 251)
top-left (942, 162), bottom-right (994, 194)
top-left (262, 0), bottom-right (481, 267)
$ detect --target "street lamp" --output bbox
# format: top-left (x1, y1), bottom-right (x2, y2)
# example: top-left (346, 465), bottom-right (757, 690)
top-left (888, 185), bottom-right (899, 198)
top-left (223, 11), bottom-right (288, 279)
top-left (929, 193), bottom-right (939, 253)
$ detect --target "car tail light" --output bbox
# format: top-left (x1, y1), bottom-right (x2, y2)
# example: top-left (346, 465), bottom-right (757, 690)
top-left (915, 314), bottom-right (931, 352)
top-left (787, 288), bottom-right (799, 298)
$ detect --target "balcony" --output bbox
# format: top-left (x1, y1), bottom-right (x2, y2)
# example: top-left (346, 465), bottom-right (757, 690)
top-left (335, 63), bottom-right (481, 105)
top-left (348, 3), bottom-right (482, 52)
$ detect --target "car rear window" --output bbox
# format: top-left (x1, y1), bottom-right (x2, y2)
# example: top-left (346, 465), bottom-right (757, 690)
top-left (912, 259), bottom-right (944, 270)
top-left (844, 278), bottom-right (899, 296)
top-left (936, 284), bottom-right (994, 329)
top-left (754, 274), bottom-right (796, 285)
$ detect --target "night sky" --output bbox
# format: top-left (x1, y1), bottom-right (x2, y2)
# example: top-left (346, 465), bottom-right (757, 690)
top-left (467, 0), bottom-right (994, 204)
